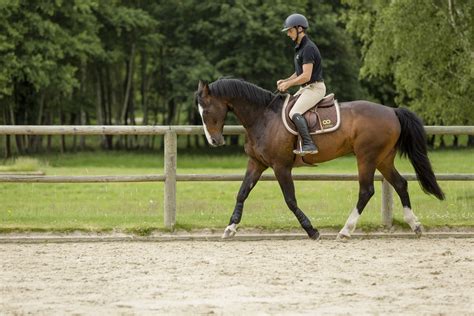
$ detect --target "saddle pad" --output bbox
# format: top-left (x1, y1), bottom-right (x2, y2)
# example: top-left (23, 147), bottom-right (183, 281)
top-left (282, 93), bottom-right (341, 135)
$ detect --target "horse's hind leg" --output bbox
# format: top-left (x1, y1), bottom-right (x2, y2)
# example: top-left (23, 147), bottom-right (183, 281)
top-left (338, 159), bottom-right (376, 240)
top-left (377, 153), bottom-right (422, 236)
top-left (222, 158), bottom-right (267, 239)
top-left (273, 165), bottom-right (320, 240)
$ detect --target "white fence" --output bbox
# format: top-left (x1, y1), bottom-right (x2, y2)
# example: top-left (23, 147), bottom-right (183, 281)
top-left (1, 125), bottom-right (473, 229)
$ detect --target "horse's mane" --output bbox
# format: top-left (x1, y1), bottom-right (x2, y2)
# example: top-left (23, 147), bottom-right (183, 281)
top-left (209, 78), bottom-right (278, 108)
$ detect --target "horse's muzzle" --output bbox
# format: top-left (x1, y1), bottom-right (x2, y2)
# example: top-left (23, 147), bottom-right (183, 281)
top-left (210, 136), bottom-right (226, 147)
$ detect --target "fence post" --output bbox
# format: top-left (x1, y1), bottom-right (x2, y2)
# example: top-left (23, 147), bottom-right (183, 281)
top-left (381, 178), bottom-right (394, 227)
top-left (164, 129), bottom-right (177, 229)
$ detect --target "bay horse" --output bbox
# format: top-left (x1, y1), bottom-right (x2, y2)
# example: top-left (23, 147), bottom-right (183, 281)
top-left (195, 78), bottom-right (444, 240)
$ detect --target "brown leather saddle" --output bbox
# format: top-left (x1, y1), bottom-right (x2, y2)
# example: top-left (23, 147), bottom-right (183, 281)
top-left (282, 93), bottom-right (341, 136)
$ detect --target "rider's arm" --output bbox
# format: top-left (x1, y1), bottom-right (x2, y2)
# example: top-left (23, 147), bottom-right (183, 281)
top-left (284, 73), bottom-right (297, 82)
top-left (285, 63), bottom-right (313, 87)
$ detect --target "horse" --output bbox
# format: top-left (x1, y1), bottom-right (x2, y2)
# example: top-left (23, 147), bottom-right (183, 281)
top-left (195, 78), bottom-right (444, 240)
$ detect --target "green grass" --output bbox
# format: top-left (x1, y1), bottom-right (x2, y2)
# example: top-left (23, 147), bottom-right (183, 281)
top-left (0, 148), bottom-right (473, 233)
top-left (0, 157), bottom-right (42, 172)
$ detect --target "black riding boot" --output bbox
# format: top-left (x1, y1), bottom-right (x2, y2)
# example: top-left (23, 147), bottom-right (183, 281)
top-left (292, 113), bottom-right (318, 155)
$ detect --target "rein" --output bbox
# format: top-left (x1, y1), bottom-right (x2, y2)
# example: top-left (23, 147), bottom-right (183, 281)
top-left (266, 89), bottom-right (284, 108)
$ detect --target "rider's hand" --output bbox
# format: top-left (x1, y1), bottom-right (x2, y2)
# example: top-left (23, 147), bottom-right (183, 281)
top-left (278, 81), bottom-right (290, 92)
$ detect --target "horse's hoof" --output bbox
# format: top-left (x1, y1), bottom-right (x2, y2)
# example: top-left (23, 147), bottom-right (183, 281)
top-left (309, 231), bottom-right (321, 241)
top-left (222, 224), bottom-right (237, 239)
top-left (336, 233), bottom-right (350, 242)
top-left (414, 225), bottom-right (423, 237)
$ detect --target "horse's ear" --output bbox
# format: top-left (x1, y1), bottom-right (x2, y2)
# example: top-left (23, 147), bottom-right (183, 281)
top-left (198, 80), bottom-right (210, 97)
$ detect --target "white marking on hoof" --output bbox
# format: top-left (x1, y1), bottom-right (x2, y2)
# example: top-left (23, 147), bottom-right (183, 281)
top-left (336, 233), bottom-right (350, 242)
top-left (338, 208), bottom-right (360, 239)
top-left (403, 207), bottom-right (422, 232)
top-left (222, 223), bottom-right (237, 239)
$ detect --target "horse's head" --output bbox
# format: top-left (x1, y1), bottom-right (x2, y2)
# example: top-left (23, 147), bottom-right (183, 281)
top-left (196, 80), bottom-right (228, 147)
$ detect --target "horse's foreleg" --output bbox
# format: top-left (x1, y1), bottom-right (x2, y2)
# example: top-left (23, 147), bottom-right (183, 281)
top-left (222, 158), bottom-right (267, 239)
top-left (338, 161), bottom-right (376, 240)
top-left (274, 166), bottom-right (320, 240)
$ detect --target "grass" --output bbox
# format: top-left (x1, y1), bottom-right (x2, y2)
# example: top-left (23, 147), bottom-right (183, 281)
top-left (0, 147), bottom-right (473, 233)
top-left (0, 157), bottom-right (42, 172)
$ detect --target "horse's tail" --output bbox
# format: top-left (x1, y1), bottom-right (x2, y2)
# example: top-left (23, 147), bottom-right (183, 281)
top-left (394, 107), bottom-right (445, 200)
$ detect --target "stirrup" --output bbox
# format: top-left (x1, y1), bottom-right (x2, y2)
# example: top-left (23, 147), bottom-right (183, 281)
top-left (293, 147), bottom-right (319, 156)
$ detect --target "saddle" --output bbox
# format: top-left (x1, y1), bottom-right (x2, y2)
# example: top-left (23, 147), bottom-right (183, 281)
top-left (282, 93), bottom-right (341, 136)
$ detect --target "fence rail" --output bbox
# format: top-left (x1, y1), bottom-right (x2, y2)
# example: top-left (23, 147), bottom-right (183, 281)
top-left (1, 125), bottom-right (473, 229)
top-left (0, 125), bottom-right (473, 135)
top-left (1, 173), bottom-right (473, 183)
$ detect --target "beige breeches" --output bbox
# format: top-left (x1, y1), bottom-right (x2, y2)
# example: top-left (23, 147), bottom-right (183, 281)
top-left (289, 81), bottom-right (326, 117)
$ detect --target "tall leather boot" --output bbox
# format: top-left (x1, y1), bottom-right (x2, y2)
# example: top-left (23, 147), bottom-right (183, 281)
top-left (292, 113), bottom-right (318, 155)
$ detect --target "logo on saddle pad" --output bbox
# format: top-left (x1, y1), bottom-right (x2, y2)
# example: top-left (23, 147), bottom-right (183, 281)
top-left (282, 93), bottom-right (341, 135)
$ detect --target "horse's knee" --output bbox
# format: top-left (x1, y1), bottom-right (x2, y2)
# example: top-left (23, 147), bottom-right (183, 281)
top-left (284, 197), bottom-right (298, 211)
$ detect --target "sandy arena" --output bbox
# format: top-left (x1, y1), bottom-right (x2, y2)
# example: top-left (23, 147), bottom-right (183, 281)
top-left (1, 237), bottom-right (473, 315)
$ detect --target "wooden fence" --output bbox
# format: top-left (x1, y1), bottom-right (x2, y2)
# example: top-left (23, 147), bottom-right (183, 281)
top-left (1, 125), bottom-right (473, 229)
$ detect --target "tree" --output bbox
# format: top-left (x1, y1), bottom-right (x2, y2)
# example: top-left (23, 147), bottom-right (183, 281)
top-left (343, 0), bottom-right (474, 125)
top-left (0, 0), bottom-right (103, 154)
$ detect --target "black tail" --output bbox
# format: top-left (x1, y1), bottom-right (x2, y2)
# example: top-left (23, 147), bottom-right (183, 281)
top-left (394, 108), bottom-right (445, 200)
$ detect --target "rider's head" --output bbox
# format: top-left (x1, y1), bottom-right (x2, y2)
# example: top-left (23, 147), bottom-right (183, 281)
top-left (282, 13), bottom-right (308, 43)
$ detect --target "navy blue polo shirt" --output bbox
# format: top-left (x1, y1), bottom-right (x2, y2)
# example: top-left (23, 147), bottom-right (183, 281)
top-left (294, 35), bottom-right (323, 83)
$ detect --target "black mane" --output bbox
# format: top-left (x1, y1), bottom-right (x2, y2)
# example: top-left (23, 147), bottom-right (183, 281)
top-left (209, 78), bottom-right (277, 107)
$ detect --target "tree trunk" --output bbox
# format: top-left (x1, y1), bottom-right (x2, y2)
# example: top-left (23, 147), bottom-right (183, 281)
top-left (166, 99), bottom-right (176, 125)
top-left (95, 67), bottom-right (107, 150)
top-left (32, 92), bottom-right (46, 153)
top-left (468, 136), bottom-right (474, 147)
top-left (70, 112), bottom-right (77, 152)
top-left (439, 135), bottom-right (446, 148)
top-left (140, 50), bottom-right (151, 149)
top-left (10, 104), bottom-right (24, 155)
top-left (47, 112), bottom-right (52, 152)
top-left (103, 66), bottom-right (114, 149)
top-left (3, 105), bottom-right (11, 159)
top-left (59, 110), bottom-right (66, 153)
top-left (121, 43), bottom-right (136, 125)
top-left (79, 66), bottom-right (87, 150)
top-left (453, 135), bottom-right (458, 148)
top-left (427, 134), bottom-right (435, 148)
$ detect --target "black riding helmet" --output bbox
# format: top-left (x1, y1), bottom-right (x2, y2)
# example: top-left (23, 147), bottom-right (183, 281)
top-left (281, 13), bottom-right (309, 32)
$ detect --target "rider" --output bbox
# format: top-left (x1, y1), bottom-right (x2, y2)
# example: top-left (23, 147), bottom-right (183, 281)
top-left (277, 13), bottom-right (326, 156)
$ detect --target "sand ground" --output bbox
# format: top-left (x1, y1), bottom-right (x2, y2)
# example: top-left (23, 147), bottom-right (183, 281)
top-left (1, 238), bottom-right (473, 315)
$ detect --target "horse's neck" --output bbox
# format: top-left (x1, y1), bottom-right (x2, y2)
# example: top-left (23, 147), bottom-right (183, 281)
top-left (231, 98), bottom-right (282, 130)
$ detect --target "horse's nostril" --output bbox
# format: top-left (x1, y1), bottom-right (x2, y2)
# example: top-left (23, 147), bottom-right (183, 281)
top-left (211, 138), bottom-right (217, 145)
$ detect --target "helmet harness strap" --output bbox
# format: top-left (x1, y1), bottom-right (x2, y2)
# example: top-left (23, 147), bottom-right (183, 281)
top-left (293, 26), bottom-right (304, 44)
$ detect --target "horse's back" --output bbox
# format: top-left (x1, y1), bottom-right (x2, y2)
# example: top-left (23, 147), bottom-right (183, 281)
top-left (340, 100), bottom-right (400, 133)
top-left (340, 100), bottom-right (401, 155)
top-left (307, 100), bottom-right (400, 164)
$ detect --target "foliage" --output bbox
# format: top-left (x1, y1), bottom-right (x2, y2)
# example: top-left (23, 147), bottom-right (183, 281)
top-left (0, 0), bottom-right (472, 156)
top-left (343, 0), bottom-right (474, 124)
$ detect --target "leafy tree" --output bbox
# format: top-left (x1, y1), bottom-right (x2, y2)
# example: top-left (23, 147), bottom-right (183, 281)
top-left (343, 0), bottom-right (473, 124)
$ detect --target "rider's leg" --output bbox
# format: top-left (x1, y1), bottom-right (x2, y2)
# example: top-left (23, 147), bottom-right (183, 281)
top-left (289, 82), bottom-right (326, 155)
